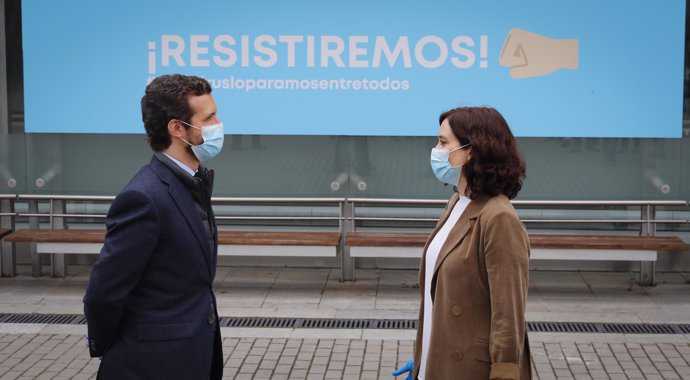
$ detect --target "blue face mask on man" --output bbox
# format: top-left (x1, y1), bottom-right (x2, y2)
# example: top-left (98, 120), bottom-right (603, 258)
top-left (178, 120), bottom-right (224, 162)
top-left (430, 143), bottom-right (470, 185)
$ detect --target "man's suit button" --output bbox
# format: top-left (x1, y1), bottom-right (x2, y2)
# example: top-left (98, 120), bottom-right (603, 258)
top-left (451, 350), bottom-right (463, 361)
top-left (451, 305), bottom-right (462, 316)
top-left (208, 315), bottom-right (215, 325)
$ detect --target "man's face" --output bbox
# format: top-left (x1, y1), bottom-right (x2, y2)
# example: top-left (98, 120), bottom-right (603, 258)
top-left (183, 93), bottom-right (220, 146)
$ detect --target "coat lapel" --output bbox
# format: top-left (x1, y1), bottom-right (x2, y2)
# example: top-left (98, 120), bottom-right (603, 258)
top-left (150, 158), bottom-right (213, 276)
top-left (432, 195), bottom-right (490, 283)
top-left (422, 193), bottom-right (459, 257)
top-left (419, 193), bottom-right (459, 288)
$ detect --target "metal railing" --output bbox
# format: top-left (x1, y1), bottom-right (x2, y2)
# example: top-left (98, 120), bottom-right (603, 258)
top-left (11, 195), bottom-right (687, 230)
top-left (211, 197), bottom-right (345, 224)
top-left (348, 198), bottom-right (690, 235)
top-left (11, 195), bottom-right (347, 223)
top-left (3, 195), bottom-right (349, 277)
top-left (0, 194), bottom-right (17, 217)
top-left (1, 194), bottom-right (689, 280)
top-left (343, 198), bottom-right (690, 283)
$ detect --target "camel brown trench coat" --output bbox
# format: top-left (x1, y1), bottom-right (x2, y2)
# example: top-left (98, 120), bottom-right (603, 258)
top-left (413, 193), bottom-right (531, 380)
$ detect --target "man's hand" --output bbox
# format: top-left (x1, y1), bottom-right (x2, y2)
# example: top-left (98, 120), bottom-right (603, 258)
top-left (392, 358), bottom-right (414, 379)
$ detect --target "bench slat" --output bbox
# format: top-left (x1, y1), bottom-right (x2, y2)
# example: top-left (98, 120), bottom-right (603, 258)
top-left (345, 232), bottom-right (428, 247)
top-left (11, 229), bottom-right (686, 251)
top-left (5, 229), bottom-right (105, 243)
top-left (6, 229), bottom-right (341, 247)
top-left (345, 232), bottom-right (689, 251)
top-left (529, 235), bottom-right (688, 251)
top-left (218, 231), bottom-right (341, 246)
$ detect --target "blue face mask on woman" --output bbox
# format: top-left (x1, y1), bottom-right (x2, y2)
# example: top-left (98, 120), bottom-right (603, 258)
top-left (430, 143), bottom-right (470, 185)
top-left (178, 121), bottom-right (225, 162)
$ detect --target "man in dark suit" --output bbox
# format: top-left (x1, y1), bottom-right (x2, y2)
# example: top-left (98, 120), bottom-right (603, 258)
top-left (83, 74), bottom-right (225, 379)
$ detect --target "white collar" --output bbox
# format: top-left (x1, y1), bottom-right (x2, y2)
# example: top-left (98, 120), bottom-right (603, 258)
top-left (162, 153), bottom-right (196, 177)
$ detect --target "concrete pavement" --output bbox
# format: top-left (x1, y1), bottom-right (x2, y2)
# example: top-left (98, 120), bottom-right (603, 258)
top-left (0, 266), bottom-right (689, 379)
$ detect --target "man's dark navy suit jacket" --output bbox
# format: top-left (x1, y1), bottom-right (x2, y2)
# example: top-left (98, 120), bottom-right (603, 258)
top-left (83, 155), bottom-right (222, 379)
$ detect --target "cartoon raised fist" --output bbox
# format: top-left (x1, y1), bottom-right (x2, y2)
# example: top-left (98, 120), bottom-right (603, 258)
top-left (500, 28), bottom-right (579, 79)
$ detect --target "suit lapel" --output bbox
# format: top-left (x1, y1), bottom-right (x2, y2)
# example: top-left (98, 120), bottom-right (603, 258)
top-left (150, 158), bottom-right (213, 276)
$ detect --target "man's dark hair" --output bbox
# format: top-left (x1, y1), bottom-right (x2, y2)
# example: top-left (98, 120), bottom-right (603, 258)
top-left (141, 74), bottom-right (212, 151)
top-left (439, 106), bottom-right (526, 200)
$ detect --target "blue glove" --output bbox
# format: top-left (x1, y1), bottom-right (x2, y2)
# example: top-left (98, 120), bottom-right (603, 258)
top-left (392, 358), bottom-right (414, 380)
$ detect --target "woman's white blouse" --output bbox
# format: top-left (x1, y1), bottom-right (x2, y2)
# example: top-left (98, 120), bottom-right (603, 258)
top-left (418, 196), bottom-right (471, 380)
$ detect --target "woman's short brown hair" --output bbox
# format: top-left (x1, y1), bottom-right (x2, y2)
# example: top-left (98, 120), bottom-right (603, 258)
top-left (440, 106), bottom-right (526, 200)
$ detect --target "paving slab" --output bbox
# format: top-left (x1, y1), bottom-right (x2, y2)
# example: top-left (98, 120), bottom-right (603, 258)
top-left (1, 266), bottom-right (690, 378)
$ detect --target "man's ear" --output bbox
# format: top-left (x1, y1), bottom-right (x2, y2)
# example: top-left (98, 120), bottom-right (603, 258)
top-left (167, 120), bottom-right (183, 139)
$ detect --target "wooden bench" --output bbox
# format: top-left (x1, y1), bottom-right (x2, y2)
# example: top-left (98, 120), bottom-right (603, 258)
top-left (217, 231), bottom-right (341, 257)
top-left (5, 229), bottom-right (341, 278)
top-left (345, 232), bottom-right (689, 286)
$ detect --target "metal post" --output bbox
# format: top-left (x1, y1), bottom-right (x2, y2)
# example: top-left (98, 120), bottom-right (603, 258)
top-left (340, 200), bottom-right (355, 281)
top-left (28, 199), bottom-right (40, 277)
top-left (0, 197), bottom-right (15, 276)
top-left (50, 199), bottom-right (66, 277)
top-left (0, 0), bottom-right (9, 135)
top-left (640, 204), bottom-right (656, 237)
top-left (639, 204), bottom-right (656, 286)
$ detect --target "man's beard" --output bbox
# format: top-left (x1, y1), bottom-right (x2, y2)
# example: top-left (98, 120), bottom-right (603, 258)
top-left (183, 129), bottom-right (197, 157)
top-left (185, 144), bottom-right (194, 156)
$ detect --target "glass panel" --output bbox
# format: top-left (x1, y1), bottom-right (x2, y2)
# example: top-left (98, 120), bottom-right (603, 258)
top-left (24, 134), bottom-right (150, 195)
top-left (22, 134), bottom-right (347, 198)
top-left (0, 133), bottom-right (26, 193)
top-left (17, 132), bottom-right (689, 200)
top-left (217, 135), bottom-right (345, 197)
top-left (518, 137), bottom-right (683, 200)
top-left (346, 135), bottom-right (686, 201)
top-left (348, 136), bottom-right (449, 199)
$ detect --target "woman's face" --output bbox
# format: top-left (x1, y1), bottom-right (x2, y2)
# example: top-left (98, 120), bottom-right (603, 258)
top-left (435, 118), bottom-right (471, 167)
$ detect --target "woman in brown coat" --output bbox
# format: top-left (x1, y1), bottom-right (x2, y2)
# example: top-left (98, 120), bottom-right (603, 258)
top-left (394, 107), bottom-right (531, 379)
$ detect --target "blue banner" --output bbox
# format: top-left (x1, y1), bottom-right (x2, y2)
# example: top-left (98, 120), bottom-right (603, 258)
top-left (22, 0), bottom-right (685, 137)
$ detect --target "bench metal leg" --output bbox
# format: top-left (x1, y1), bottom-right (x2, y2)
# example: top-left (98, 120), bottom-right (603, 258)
top-left (50, 200), bottom-right (67, 278)
top-left (0, 198), bottom-right (15, 277)
top-left (341, 247), bottom-right (354, 282)
top-left (340, 201), bottom-right (355, 281)
top-left (51, 254), bottom-right (66, 278)
top-left (29, 243), bottom-right (41, 277)
top-left (639, 261), bottom-right (655, 287)
top-left (28, 200), bottom-right (41, 277)
top-left (639, 206), bottom-right (656, 287)
top-left (1, 241), bottom-right (15, 277)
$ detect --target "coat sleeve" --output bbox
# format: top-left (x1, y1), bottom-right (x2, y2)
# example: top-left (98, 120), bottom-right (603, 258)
top-left (82, 189), bottom-right (160, 357)
top-left (483, 211), bottom-right (530, 379)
